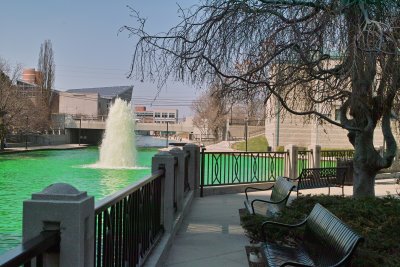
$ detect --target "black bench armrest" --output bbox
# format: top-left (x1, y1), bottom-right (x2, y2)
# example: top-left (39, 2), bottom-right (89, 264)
top-left (245, 185), bottom-right (274, 201)
top-left (261, 219), bottom-right (307, 241)
top-left (250, 194), bottom-right (291, 211)
top-left (329, 238), bottom-right (364, 267)
top-left (280, 262), bottom-right (314, 267)
top-left (261, 218), bottom-right (307, 233)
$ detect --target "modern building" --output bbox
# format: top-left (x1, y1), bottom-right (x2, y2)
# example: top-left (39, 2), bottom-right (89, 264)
top-left (60, 86), bottom-right (133, 117)
top-left (58, 92), bottom-right (108, 117)
top-left (134, 106), bottom-right (178, 124)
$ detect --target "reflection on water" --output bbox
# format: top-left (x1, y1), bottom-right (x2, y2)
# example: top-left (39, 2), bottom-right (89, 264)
top-left (80, 164), bottom-right (149, 170)
top-left (98, 169), bottom-right (133, 197)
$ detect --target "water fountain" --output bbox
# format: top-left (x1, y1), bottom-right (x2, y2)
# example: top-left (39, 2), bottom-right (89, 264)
top-left (97, 98), bottom-right (137, 168)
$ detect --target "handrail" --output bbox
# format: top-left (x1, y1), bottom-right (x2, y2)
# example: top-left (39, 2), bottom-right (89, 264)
top-left (95, 169), bottom-right (165, 213)
top-left (201, 151), bottom-right (288, 155)
top-left (0, 231), bottom-right (60, 267)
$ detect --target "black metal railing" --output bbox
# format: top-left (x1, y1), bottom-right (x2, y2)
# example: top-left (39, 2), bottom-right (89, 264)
top-left (298, 150), bottom-right (313, 175)
top-left (0, 231), bottom-right (60, 267)
top-left (94, 170), bottom-right (164, 267)
top-left (200, 149), bottom-right (288, 196)
top-left (184, 151), bottom-right (190, 193)
top-left (320, 150), bottom-right (354, 168)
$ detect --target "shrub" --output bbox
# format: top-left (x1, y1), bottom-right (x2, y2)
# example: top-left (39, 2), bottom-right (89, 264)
top-left (241, 195), bottom-right (400, 267)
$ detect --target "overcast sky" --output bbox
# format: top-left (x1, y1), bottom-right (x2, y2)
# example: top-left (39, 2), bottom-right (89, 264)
top-left (0, 0), bottom-right (202, 116)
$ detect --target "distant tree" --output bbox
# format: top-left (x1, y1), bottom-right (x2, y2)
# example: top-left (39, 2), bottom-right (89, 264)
top-left (192, 83), bottom-right (229, 140)
top-left (37, 39), bottom-right (55, 108)
top-left (0, 58), bottom-right (32, 150)
top-left (125, 1), bottom-right (400, 198)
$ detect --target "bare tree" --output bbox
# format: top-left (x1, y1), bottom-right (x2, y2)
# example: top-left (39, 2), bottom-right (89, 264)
top-left (0, 58), bottom-right (33, 150)
top-left (37, 39), bottom-right (55, 108)
top-left (192, 83), bottom-right (229, 140)
top-left (125, 1), bottom-right (400, 197)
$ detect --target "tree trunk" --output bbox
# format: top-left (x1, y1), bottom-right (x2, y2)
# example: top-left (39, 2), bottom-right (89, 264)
top-left (352, 131), bottom-right (380, 198)
top-left (353, 161), bottom-right (377, 197)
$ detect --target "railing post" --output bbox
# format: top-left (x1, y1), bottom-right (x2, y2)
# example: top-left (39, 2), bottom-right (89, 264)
top-left (169, 148), bottom-right (185, 212)
top-left (309, 145), bottom-right (321, 168)
top-left (23, 183), bottom-right (94, 267)
top-left (183, 144), bottom-right (200, 194)
top-left (152, 151), bottom-right (176, 233)
top-left (200, 146), bottom-right (206, 197)
top-left (285, 144), bottom-right (298, 179)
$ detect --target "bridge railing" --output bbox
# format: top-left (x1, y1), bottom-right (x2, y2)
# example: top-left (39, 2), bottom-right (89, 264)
top-left (94, 170), bottom-right (164, 267)
top-left (0, 231), bottom-right (60, 267)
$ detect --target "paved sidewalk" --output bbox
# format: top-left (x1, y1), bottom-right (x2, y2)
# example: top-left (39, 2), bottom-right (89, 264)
top-left (163, 181), bottom-right (399, 266)
top-left (205, 141), bottom-right (239, 152)
top-left (163, 193), bottom-right (248, 267)
top-left (0, 144), bottom-right (88, 154)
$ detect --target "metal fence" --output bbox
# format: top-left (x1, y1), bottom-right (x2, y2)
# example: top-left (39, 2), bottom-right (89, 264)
top-left (94, 169), bottom-right (164, 267)
top-left (298, 150), bottom-right (313, 175)
top-left (320, 150), bottom-right (355, 168)
top-left (200, 149), bottom-right (288, 196)
top-left (0, 231), bottom-right (60, 267)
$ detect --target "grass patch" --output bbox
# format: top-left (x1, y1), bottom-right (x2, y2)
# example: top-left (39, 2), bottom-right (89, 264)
top-left (232, 135), bottom-right (269, 152)
top-left (241, 195), bottom-right (400, 267)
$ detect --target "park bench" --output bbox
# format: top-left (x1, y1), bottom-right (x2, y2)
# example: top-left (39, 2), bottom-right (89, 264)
top-left (244, 177), bottom-right (295, 216)
top-left (261, 203), bottom-right (364, 267)
top-left (288, 167), bottom-right (347, 197)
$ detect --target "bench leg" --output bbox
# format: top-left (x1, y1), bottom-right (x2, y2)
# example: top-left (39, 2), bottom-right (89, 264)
top-left (328, 186), bottom-right (331, 195)
top-left (342, 186), bottom-right (344, 197)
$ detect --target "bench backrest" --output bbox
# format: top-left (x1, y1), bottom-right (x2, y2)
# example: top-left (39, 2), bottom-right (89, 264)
top-left (303, 203), bottom-right (363, 266)
top-left (270, 177), bottom-right (295, 210)
top-left (298, 167), bottom-right (347, 190)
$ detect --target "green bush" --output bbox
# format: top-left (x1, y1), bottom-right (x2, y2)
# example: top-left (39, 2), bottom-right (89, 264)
top-left (241, 195), bottom-right (400, 267)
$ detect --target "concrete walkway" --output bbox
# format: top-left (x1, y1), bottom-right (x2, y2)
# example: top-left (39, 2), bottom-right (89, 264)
top-left (0, 144), bottom-right (88, 154)
top-left (162, 180), bottom-right (399, 266)
top-left (205, 141), bottom-right (239, 152)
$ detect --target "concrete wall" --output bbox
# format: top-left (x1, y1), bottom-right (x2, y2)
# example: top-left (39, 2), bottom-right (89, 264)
top-left (266, 97), bottom-right (394, 150)
top-left (59, 92), bottom-right (99, 116)
top-left (28, 134), bottom-right (70, 146)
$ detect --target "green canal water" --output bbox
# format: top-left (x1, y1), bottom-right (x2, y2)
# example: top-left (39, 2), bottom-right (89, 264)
top-left (0, 147), bottom-right (158, 254)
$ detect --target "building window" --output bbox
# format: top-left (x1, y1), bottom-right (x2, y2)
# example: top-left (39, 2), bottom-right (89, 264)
top-left (155, 112), bottom-right (160, 118)
top-left (169, 113), bottom-right (175, 118)
top-left (162, 112), bottom-right (168, 118)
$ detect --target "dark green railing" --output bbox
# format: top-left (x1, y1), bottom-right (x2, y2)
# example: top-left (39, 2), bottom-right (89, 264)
top-left (298, 150), bottom-right (313, 176)
top-left (321, 150), bottom-right (354, 168)
top-left (200, 149), bottom-right (288, 196)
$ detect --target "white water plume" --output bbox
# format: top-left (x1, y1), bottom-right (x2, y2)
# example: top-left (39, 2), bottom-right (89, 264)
top-left (97, 98), bottom-right (137, 168)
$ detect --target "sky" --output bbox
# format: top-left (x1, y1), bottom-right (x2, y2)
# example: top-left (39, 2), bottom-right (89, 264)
top-left (0, 0), bottom-right (202, 116)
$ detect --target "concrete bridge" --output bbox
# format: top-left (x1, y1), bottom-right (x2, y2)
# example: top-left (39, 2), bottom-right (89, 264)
top-left (65, 118), bottom-right (194, 132)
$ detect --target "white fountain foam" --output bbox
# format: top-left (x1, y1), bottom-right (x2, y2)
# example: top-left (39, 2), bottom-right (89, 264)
top-left (96, 98), bottom-right (137, 168)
